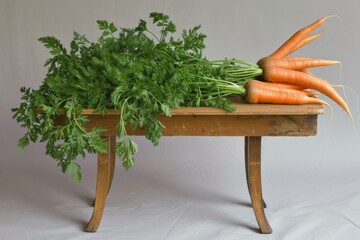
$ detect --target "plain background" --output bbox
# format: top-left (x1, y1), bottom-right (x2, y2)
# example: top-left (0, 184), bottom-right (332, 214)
top-left (1, 0), bottom-right (360, 239)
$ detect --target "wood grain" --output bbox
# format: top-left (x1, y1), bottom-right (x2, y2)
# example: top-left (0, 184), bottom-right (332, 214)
top-left (78, 102), bottom-right (324, 116)
top-left (54, 103), bottom-right (320, 137)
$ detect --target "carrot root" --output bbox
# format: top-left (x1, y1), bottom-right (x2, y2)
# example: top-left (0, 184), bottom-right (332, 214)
top-left (290, 30), bottom-right (326, 55)
top-left (262, 67), bottom-right (352, 117)
top-left (258, 57), bottom-right (341, 70)
top-left (268, 16), bottom-right (333, 59)
top-left (245, 79), bottom-right (329, 106)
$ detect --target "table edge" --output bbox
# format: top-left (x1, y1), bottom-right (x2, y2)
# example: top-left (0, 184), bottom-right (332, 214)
top-left (80, 104), bottom-right (324, 116)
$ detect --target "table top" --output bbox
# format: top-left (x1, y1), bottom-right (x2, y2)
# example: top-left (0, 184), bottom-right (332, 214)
top-left (79, 102), bottom-right (324, 116)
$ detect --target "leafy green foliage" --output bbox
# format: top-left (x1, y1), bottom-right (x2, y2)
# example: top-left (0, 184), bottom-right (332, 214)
top-left (12, 12), bottom-right (262, 182)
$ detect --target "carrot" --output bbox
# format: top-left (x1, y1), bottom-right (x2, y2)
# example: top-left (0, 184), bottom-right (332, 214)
top-left (247, 79), bottom-right (304, 90)
top-left (257, 32), bottom-right (325, 66)
top-left (246, 80), bottom-right (316, 97)
top-left (262, 67), bottom-right (351, 116)
top-left (258, 82), bottom-right (306, 90)
top-left (267, 16), bottom-right (331, 59)
top-left (258, 57), bottom-right (341, 70)
top-left (297, 68), bottom-right (313, 75)
top-left (289, 30), bottom-right (325, 56)
top-left (245, 80), bottom-right (329, 106)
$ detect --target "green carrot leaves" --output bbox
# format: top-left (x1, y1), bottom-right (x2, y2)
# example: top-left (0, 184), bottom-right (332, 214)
top-left (12, 12), bottom-right (262, 182)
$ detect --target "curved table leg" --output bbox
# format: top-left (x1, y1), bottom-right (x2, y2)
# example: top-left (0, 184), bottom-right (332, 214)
top-left (92, 135), bottom-right (116, 207)
top-left (245, 137), bottom-right (267, 208)
top-left (246, 136), bottom-right (272, 234)
top-left (86, 136), bottom-right (111, 232)
top-left (108, 135), bottom-right (116, 194)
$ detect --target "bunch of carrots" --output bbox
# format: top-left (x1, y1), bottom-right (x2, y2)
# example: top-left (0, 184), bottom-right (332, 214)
top-left (244, 16), bottom-right (352, 118)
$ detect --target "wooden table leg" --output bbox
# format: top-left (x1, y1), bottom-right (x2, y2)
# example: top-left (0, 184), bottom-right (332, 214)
top-left (245, 136), bottom-right (272, 234)
top-left (245, 137), bottom-right (267, 208)
top-left (108, 135), bottom-right (116, 194)
top-left (92, 135), bottom-right (116, 207)
top-left (86, 136), bottom-right (112, 232)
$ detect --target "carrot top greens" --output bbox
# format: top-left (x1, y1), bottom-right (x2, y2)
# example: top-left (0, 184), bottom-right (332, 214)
top-left (12, 12), bottom-right (261, 181)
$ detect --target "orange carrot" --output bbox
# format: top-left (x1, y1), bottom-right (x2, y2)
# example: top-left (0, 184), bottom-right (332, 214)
top-left (297, 68), bottom-right (313, 75)
top-left (245, 80), bottom-right (328, 105)
top-left (258, 82), bottom-right (306, 90)
top-left (258, 57), bottom-right (340, 70)
top-left (246, 80), bottom-right (316, 97)
top-left (246, 79), bottom-right (303, 90)
top-left (289, 30), bottom-right (325, 56)
top-left (268, 16), bottom-right (331, 59)
top-left (262, 67), bottom-right (351, 116)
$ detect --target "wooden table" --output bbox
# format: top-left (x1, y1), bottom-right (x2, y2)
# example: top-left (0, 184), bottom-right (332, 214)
top-left (73, 102), bottom-right (323, 233)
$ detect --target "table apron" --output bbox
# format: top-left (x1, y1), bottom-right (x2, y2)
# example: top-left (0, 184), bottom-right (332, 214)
top-left (75, 114), bottom-right (318, 137)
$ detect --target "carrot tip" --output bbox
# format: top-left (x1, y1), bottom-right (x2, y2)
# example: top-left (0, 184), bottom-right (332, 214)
top-left (324, 15), bottom-right (344, 23)
top-left (345, 107), bottom-right (353, 119)
top-left (268, 15), bottom-right (339, 59)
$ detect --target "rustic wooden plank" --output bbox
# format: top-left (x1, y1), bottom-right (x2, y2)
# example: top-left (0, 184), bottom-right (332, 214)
top-left (79, 103), bottom-right (324, 116)
top-left (58, 114), bottom-right (318, 137)
top-left (156, 115), bottom-right (318, 136)
top-left (168, 103), bottom-right (323, 116)
top-left (51, 103), bottom-right (322, 137)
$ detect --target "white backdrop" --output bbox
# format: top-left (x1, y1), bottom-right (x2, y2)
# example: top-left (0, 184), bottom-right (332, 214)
top-left (1, 0), bottom-right (360, 239)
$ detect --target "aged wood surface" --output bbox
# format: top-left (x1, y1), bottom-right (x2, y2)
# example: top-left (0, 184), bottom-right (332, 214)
top-left (76, 114), bottom-right (318, 137)
top-left (79, 102), bottom-right (324, 116)
top-left (54, 103), bottom-right (321, 137)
